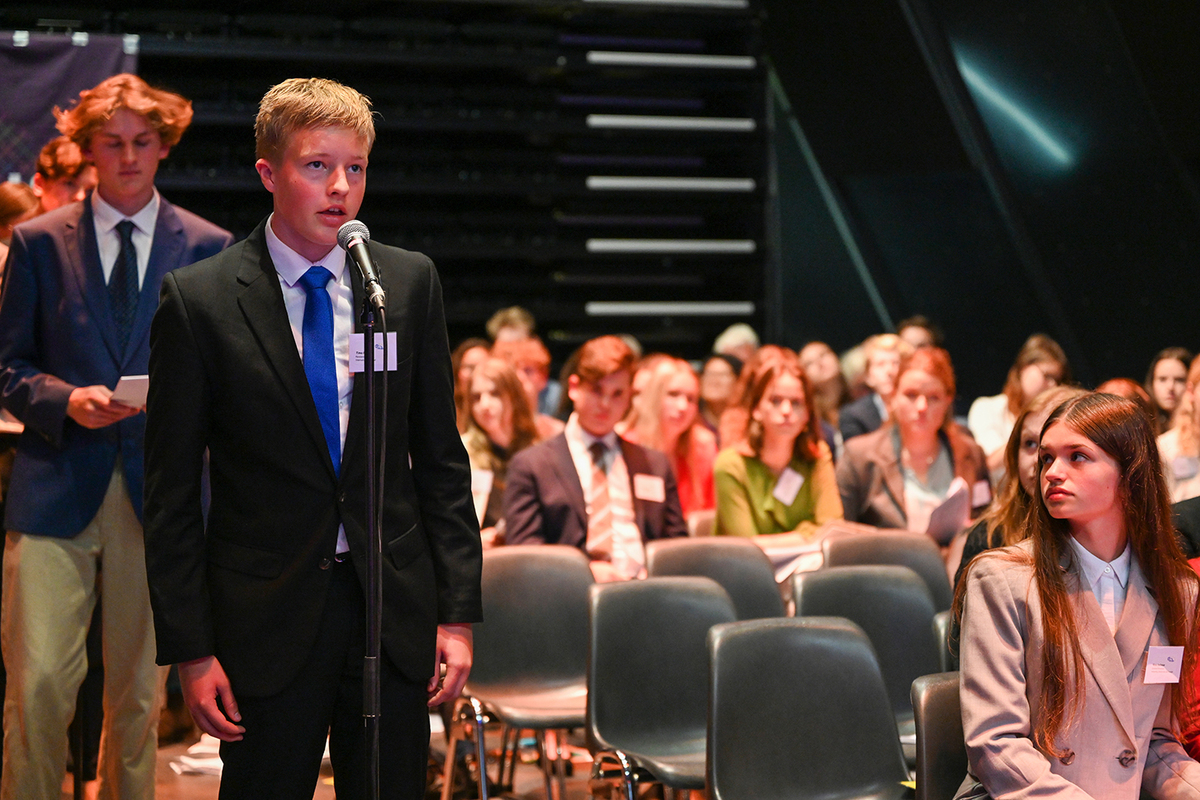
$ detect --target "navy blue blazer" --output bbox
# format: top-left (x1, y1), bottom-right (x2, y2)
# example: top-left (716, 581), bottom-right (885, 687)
top-left (838, 393), bottom-right (885, 442)
top-left (0, 197), bottom-right (232, 538)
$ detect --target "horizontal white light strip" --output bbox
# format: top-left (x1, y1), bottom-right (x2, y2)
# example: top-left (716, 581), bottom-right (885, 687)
top-left (587, 51), bottom-right (757, 69)
top-left (584, 0), bottom-right (749, 7)
top-left (587, 114), bottom-right (756, 131)
top-left (586, 239), bottom-right (756, 254)
top-left (586, 176), bottom-right (757, 192)
top-left (586, 301), bottom-right (756, 316)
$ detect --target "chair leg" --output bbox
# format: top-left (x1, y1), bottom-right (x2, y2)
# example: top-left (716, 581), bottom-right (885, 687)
top-left (554, 728), bottom-right (568, 800)
top-left (467, 697), bottom-right (490, 800)
top-left (502, 725), bottom-right (521, 789)
top-left (591, 750), bottom-right (638, 800)
top-left (441, 698), bottom-right (467, 800)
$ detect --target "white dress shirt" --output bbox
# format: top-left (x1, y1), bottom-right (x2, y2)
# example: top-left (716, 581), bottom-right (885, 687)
top-left (564, 414), bottom-right (645, 580)
top-left (1068, 536), bottom-right (1131, 635)
top-left (91, 190), bottom-right (160, 288)
top-left (265, 215), bottom-right (354, 554)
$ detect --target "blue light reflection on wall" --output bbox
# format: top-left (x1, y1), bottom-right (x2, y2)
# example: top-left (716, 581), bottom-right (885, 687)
top-left (956, 58), bottom-right (1074, 168)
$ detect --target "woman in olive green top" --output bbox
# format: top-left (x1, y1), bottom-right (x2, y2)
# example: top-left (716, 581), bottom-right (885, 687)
top-left (714, 347), bottom-right (843, 542)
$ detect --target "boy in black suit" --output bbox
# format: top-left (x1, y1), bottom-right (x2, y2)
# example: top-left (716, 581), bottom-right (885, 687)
top-left (143, 78), bottom-right (481, 799)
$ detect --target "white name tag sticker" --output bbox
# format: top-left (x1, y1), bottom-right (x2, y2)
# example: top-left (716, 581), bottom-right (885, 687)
top-left (1146, 646), bottom-right (1184, 684)
top-left (972, 480), bottom-right (992, 507)
top-left (633, 473), bottom-right (665, 503)
top-left (772, 467), bottom-right (805, 506)
top-left (349, 332), bottom-right (399, 373)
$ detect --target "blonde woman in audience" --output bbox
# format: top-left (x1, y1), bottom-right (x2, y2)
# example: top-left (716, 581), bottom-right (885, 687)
top-left (461, 357), bottom-right (539, 547)
top-left (968, 333), bottom-right (1070, 482)
top-left (838, 333), bottom-right (912, 442)
top-left (838, 347), bottom-right (990, 533)
top-left (713, 348), bottom-right (843, 542)
top-left (1158, 354), bottom-right (1200, 503)
top-left (493, 336), bottom-right (565, 440)
top-left (954, 385), bottom-right (1087, 588)
top-left (1145, 347), bottom-right (1192, 435)
top-left (955, 393), bottom-right (1200, 800)
top-left (623, 358), bottom-right (717, 518)
top-left (451, 337), bottom-right (489, 432)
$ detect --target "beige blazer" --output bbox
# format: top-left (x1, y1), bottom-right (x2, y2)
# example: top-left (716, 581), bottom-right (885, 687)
top-left (957, 541), bottom-right (1200, 800)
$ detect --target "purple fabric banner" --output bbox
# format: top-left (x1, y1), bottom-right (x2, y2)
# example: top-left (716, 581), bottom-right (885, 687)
top-left (0, 32), bottom-right (137, 181)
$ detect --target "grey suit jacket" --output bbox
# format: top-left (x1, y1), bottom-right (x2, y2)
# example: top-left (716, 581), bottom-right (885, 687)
top-left (957, 541), bottom-right (1200, 800)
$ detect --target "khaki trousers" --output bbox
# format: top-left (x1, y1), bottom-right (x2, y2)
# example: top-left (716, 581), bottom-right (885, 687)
top-left (1, 463), bottom-right (166, 800)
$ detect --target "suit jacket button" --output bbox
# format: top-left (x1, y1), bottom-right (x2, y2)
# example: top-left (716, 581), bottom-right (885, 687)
top-left (1059, 750), bottom-right (1075, 765)
top-left (319, 558), bottom-right (332, 570)
top-left (1117, 749), bottom-right (1136, 767)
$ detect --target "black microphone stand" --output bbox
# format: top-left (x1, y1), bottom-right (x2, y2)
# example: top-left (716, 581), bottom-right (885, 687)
top-left (360, 293), bottom-right (387, 800)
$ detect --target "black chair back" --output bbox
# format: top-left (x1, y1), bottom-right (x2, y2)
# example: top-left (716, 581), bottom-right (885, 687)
top-left (646, 538), bottom-right (784, 619)
top-left (912, 672), bottom-right (966, 800)
top-left (822, 530), bottom-right (954, 611)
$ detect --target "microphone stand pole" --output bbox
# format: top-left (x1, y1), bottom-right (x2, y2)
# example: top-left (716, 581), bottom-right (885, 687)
top-left (361, 298), bottom-right (387, 800)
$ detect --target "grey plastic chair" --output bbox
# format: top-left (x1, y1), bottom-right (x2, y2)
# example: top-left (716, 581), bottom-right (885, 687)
top-left (442, 545), bottom-right (593, 800)
top-left (645, 537), bottom-right (784, 619)
top-left (912, 672), bottom-right (966, 800)
top-left (708, 617), bottom-right (910, 800)
top-left (588, 576), bottom-right (737, 800)
top-left (821, 530), bottom-right (954, 611)
top-left (932, 609), bottom-right (958, 672)
top-left (792, 565), bottom-right (941, 751)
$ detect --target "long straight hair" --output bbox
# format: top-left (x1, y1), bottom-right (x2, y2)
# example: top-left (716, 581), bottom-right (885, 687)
top-left (1009, 393), bottom-right (1197, 755)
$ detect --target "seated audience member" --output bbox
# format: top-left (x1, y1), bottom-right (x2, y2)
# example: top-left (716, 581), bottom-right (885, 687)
top-left (838, 347), bottom-right (990, 532)
top-left (1145, 347), bottom-right (1192, 434)
top-left (955, 394), bottom-right (1200, 800)
top-left (954, 386), bottom-right (1086, 588)
top-left (623, 352), bottom-right (672, 430)
top-left (895, 314), bottom-right (942, 350)
top-left (840, 343), bottom-right (868, 400)
top-left (452, 337), bottom-right (490, 433)
top-left (0, 182), bottom-right (39, 270)
top-left (719, 345), bottom-right (784, 447)
top-left (698, 353), bottom-right (741, 440)
top-left (31, 135), bottom-right (97, 213)
top-left (623, 357), bottom-right (717, 518)
top-left (838, 333), bottom-right (912, 442)
top-left (1158, 354), bottom-right (1200, 503)
top-left (713, 348), bottom-right (843, 542)
top-left (968, 333), bottom-right (1070, 483)
top-left (1095, 378), bottom-right (1157, 429)
top-left (462, 357), bottom-right (539, 548)
top-left (504, 336), bottom-right (687, 581)
top-left (713, 322), bottom-right (759, 364)
top-left (799, 340), bottom-right (849, 433)
top-left (486, 305), bottom-right (562, 414)
top-left (493, 335), bottom-right (564, 440)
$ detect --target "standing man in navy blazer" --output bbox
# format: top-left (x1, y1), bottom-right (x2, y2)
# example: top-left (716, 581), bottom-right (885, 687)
top-left (505, 336), bottom-right (687, 581)
top-left (0, 74), bottom-right (232, 799)
top-left (143, 78), bottom-right (481, 799)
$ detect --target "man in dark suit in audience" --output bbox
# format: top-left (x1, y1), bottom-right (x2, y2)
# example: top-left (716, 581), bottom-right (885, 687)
top-left (839, 333), bottom-right (911, 441)
top-left (505, 335), bottom-right (687, 581)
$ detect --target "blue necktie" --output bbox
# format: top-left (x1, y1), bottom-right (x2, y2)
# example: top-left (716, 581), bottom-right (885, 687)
top-left (299, 266), bottom-right (341, 476)
top-left (110, 220), bottom-right (139, 349)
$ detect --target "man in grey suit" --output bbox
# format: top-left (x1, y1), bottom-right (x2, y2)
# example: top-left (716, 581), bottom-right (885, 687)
top-left (0, 74), bottom-right (232, 799)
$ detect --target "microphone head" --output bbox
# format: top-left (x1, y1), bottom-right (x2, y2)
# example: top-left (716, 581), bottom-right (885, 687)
top-left (337, 219), bottom-right (371, 250)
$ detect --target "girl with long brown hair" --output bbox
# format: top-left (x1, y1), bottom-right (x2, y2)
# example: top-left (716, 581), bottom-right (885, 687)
top-left (713, 348), bottom-right (842, 543)
top-left (1158, 354), bottom-right (1200, 503)
top-left (956, 393), bottom-right (1200, 800)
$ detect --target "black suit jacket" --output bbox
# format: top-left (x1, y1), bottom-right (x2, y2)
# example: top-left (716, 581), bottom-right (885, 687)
top-left (0, 197), bottom-right (231, 537)
top-left (503, 432), bottom-right (687, 548)
top-left (838, 393), bottom-right (884, 442)
top-left (143, 220), bottom-right (482, 697)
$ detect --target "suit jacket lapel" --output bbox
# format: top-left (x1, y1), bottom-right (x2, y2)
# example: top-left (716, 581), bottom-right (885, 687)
top-left (341, 260), bottom-right (367, 484)
top-left (1115, 559), bottom-right (1158, 679)
top-left (63, 200), bottom-right (123, 363)
top-left (1067, 556), bottom-right (1138, 747)
top-left (550, 435), bottom-right (588, 531)
top-left (620, 439), bottom-right (648, 534)
top-left (235, 224), bottom-right (336, 480)
top-left (878, 427), bottom-right (907, 520)
top-left (124, 200), bottom-right (186, 364)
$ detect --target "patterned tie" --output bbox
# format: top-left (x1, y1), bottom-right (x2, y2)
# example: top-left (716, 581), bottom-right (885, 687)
top-left (299, 266), bottom-right (341, 476)
top-left (585, 442), bottom-right (613, 559)
top-left (110, 220), bottom-right (140, 349)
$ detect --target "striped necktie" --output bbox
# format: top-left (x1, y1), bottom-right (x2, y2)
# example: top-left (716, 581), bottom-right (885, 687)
top-left (585, 441), bottom-right (613, 559)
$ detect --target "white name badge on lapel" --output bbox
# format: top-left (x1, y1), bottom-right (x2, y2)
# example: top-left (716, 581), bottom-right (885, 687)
top-left (633, 474), bottom-right (666, 503)
top-left (350, 332), bottom-right (399, 373)
top-left (1145, 646), bottom-right (1184, 684)
top-left (772, 467), bottom-right (805, 506)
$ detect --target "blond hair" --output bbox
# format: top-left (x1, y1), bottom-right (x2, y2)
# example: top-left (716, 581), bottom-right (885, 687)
top-left (255, 78), bottom-right (376, 163)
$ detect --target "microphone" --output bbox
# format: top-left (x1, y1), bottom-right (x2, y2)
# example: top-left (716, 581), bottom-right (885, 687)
top-left (337, 220), bottom-right (386, 311)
